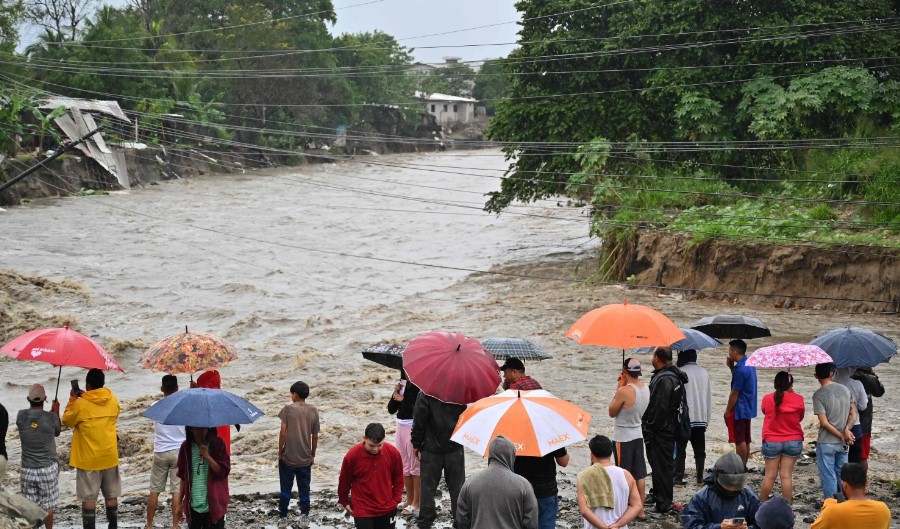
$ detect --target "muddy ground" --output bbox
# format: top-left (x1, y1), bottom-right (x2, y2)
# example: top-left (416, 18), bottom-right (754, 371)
top-left (4, 253), bottom-right (900, 528)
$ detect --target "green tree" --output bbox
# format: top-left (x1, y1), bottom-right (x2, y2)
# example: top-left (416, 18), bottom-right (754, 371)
top-left (0, 0), bottom-right (22, 51)
top-left (472, 58), bottom-right (508, 115)
top-left (486, 0), bottom-right (900, 211)
top-left (416, 63), bottom-right (476, 97)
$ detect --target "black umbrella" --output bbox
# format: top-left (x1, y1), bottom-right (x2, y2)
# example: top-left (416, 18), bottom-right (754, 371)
top-left (361, 342), bottom-right (405, 370)
top-left (690, 315), bottom-right (771, 340)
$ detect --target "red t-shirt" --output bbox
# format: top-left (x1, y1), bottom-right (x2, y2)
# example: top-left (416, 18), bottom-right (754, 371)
top-left (338, 442), bottom-right (404, 518)
top-left (761, 391), bottom-right (805, 442)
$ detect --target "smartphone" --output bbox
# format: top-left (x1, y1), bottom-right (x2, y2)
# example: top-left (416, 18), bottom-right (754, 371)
top-left (71, 380), bottom-right (81, 395)
top-left (731, 517), bottom-right (745, 525)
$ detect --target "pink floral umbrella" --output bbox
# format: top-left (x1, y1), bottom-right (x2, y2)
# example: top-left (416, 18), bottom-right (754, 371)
top-left (746, 342), bottom-right (833, 370)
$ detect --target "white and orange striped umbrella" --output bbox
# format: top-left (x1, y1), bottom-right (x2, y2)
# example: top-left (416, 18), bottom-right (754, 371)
top-left (451, 390), bottom-right (592, 457)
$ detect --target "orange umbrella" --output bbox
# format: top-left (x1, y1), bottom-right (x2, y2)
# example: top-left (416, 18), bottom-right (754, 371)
top-left (450, 390), bottom-right (591, 457)
top-left (566, 299), bottom-right (685, 361)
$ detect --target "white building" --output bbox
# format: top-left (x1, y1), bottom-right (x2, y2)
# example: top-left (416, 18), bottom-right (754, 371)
top-left (416, 92), bottom-right (479, 127)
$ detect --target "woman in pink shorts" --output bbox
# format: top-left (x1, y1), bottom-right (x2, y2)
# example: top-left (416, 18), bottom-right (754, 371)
top-left (388, 370), bottom-right (421, 516)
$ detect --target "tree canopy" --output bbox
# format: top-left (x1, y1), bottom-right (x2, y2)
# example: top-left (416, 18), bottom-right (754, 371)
top-left (486, 0), bottom-right (900, 211)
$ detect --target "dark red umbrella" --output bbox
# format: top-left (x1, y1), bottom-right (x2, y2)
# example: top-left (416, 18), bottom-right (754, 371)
top-left (1, 322), bottom-right (124, 398)
top-left (403, 331), bottom-right (500, 404)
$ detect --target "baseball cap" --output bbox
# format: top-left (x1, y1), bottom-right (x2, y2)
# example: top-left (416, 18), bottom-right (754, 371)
top-left (28, 384), bottom-right (47, 403)
top-left (499, 358), bottom-right (525, 371)
top-left (624, 358), bottom-right (642, 376)
top-left (714, 452), bottom-right (747, 490)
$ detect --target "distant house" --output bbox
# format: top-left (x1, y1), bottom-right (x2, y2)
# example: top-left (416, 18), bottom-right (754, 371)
top-left (416, 92), bottom-right (478, 127)
top-left (408, 62), bottom-right (436, 75)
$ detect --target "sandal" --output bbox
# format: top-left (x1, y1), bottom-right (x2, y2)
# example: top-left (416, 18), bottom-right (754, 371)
top-left (401, 506), bottom-right (418, 516)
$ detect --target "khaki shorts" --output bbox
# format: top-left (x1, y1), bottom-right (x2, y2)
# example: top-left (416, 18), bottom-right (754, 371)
top-left (76, 467), bottom-right (121, 502)
top-left (149, 450), bottom-right (180, 493)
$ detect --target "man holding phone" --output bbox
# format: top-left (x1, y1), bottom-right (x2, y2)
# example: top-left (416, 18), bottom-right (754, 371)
top-left (681, 453), bottom-right (760, 529)
top-left (63, 369), bottom-right (121, 529)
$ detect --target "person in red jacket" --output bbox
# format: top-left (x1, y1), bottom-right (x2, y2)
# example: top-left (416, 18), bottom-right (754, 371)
top-left (177, 427), bottom-right (230, 529)
top-left (338, 423), bottom-right (404, 529)
top-left (195, 372), bottom-right (232, 454)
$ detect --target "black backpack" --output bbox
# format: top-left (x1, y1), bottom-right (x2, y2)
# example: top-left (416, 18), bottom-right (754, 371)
top-left (661, 371), bottom-right (692, 441)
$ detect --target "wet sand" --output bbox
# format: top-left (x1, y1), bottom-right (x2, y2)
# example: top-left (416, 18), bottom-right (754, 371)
top-left (1, 151), bottom-right (899, 527)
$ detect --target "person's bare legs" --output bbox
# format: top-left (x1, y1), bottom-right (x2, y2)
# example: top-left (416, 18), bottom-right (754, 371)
top-left (636, 477), bottom-right (647, 519)
top-left (736, 442), bottom-right (750, 467)
top-left (760, 455), bottom-right (781, 501)
top-left (147, 492), bottom-right (159, 529)
top-left (171, 492), bottom-right (182, 529)
top-left (410, 475), bottom-right (421, 510)
top-left (779, 457), bottom-right (797, 501)
top-left (403, 475), bottom-right (414, 508)
top-left (44, 508), bottom-right (53, 529)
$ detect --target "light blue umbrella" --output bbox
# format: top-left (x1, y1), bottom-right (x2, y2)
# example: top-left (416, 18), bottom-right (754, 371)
top-left (142, 388), bottom-right (264, 427)
top-left (808, 327), bottom-right (897, 368)
top-left (637, 328), bottom-right (723, 353)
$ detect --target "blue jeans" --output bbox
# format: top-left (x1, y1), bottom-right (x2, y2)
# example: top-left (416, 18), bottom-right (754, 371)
top-left (279, 460), bottom-right (311, 517)
top-left (816, 442), bottom-right (847, 499)
top-left (536, 495), bottom-right (558, 529)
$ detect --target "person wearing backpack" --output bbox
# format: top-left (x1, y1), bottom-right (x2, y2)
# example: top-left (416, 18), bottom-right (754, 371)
top-left (641, 346), bottom-right (689, 515)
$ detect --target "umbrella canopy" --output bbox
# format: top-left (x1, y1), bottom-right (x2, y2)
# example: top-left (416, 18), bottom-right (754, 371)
top-left (746, 343), bottom-right (833, 369)
top-left (140, 329), bottom-right (238, 375)
top-left (451, 389), bottom-right (591, 457)
top-left (565, 300), bottom-right (685, 361)
top-left (808, 327), bottom-right (897, 368)
top-left (142, 388), bottom-right (264, 427)
top-left (403, 331), bottom-right (500, 405)
top-left (690, 314), bottom-right (771, 340)
top-left (480, 338), bottom-right (553, 361)
top-left (361, 342), bottom-right (405, 370)
top-left (1, 322), bottom-right (124, 372)
top-left (637, 327), bottom-right (723, 353)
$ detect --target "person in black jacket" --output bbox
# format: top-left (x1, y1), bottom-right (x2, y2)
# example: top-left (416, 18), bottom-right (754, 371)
top-left (388, 370), bottom-right (422, 516)
top-left (642, 346), bottom-right (689, 515)
top-left (851, 368), bottom-right (885, 471)
top-left (411, 393), bottom-right (466, 529)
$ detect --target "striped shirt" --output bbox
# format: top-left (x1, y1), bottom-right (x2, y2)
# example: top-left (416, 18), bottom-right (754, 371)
top-left (190, 444), bottom-right (210, 513)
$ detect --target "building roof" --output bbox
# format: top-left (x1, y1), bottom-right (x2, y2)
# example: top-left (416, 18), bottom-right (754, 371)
top-left (414, 91), bottom-right (478, 103)
top-left (39, 98), bottom-right (131, 123)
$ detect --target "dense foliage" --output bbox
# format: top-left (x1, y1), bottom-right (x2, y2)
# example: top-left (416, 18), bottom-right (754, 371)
top-left (487, 0), bottom-right (900, 212)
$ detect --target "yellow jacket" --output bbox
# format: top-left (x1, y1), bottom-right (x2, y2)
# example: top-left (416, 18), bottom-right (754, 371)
top-left (63, 388), bottom-right (120, 470)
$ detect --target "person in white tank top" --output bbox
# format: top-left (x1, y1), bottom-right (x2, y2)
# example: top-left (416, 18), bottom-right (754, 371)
top-left (577, 435), bottom-right (643, 529)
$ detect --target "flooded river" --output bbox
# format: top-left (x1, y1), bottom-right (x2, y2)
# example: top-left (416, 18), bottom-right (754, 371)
top-left (2, 150), bottom-right (899, 524)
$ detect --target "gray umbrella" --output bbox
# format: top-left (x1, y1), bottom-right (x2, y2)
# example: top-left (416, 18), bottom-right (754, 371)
top-left (480, 337), bottom-right (553, 361)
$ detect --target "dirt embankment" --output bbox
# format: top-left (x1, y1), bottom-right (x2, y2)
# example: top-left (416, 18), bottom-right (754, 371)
top-left (624, 232), bottom-right (900, 313)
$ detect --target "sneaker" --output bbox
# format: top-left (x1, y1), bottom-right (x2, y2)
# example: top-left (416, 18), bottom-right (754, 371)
top-left (297, 514), bottom-right (309, 529)
top-left (276, 518), bottom-right (289, 529)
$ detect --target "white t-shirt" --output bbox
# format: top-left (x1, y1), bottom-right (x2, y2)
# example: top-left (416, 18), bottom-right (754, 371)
top-left (151, 400), bottom-right (186, 452)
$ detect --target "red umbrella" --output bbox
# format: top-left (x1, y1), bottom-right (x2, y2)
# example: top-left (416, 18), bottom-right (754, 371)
top-left (403, 331), bottom-right (500, 404)
top-left (1, 322), bottom-right (124, 398)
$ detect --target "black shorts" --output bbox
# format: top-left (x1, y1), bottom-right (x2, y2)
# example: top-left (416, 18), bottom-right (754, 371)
top-left (614, 438), bottom-right (647, 480)
top-left (734, 419), bottom-right (752, 444)
top-left (354, 513), bottom-right (396, 529)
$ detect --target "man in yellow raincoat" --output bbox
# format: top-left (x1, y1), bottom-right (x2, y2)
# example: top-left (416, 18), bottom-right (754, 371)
top-left (63, 368), bottom-right (121, 529)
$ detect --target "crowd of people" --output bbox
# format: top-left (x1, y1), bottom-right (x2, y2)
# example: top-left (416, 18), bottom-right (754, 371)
top-left (0, 341), bottom-right (893, 529)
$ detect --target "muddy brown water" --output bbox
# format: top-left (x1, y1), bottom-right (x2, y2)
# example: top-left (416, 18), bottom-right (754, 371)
top-left (2, 150), bottom-right (899, 527)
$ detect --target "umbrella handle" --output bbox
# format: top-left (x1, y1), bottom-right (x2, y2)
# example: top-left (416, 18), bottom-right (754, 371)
top-left (54, 366), bottom-right (62, 400)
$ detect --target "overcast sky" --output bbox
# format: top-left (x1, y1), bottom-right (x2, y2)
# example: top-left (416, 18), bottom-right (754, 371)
top-left (18, 0), bottom-right (521, 63)
top-left (331, 0), bottom-right (521, 63)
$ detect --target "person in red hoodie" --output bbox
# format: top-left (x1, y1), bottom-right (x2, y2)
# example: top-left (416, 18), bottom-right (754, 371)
top-left (759, 371), bottom-right (805, 501)
top-left (338, 423), bottom-right (404, 529)
top-left (195, 372), bottom-right (232, 454)
top-left (177, 427), bottom-right (230, 529)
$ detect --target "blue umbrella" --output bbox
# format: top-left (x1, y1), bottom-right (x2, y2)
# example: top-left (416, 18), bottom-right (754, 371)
top-left (808, 327), bottom-right (897, 368)
top-left (637, 328), bottom-right (723, 353)
top-left (142, 388), bottom-right (264, 427)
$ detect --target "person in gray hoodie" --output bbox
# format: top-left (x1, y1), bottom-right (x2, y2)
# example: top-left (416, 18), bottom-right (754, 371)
top-left (456, 436), bottom-right (538, 529)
